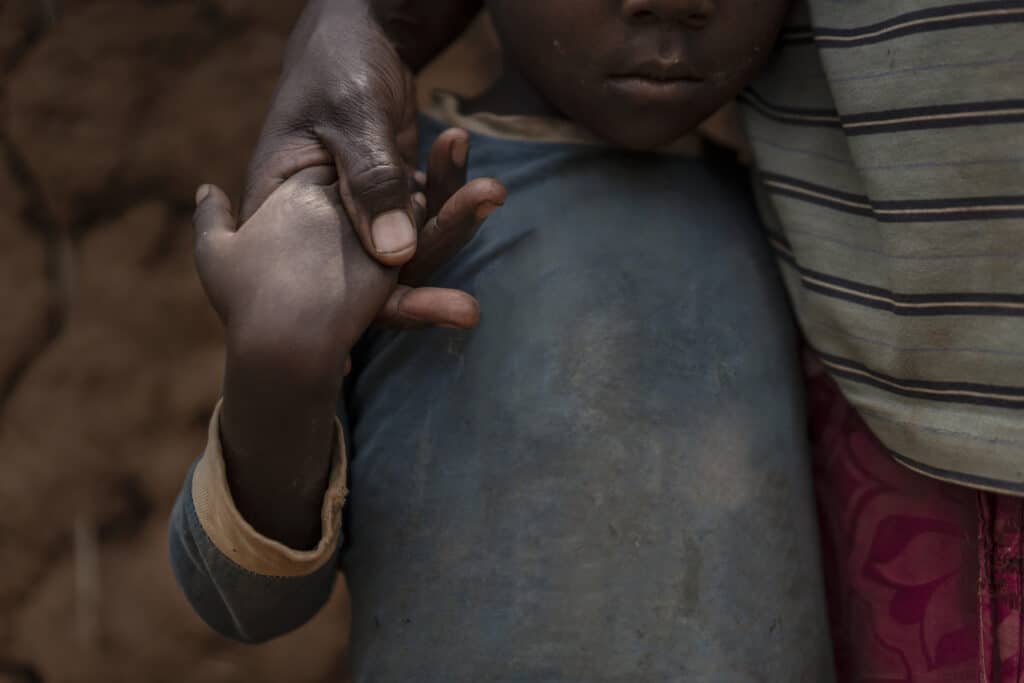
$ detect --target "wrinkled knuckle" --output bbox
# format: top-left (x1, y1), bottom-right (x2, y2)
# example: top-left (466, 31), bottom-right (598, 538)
top-left (313, 84), bottom-right (372, 131)
top-left (261, 88), bottom-right (319, 142)
top-left (331, 71), bottom-right (375, 103)
top-left (349, 162), bottom-right (405, 199)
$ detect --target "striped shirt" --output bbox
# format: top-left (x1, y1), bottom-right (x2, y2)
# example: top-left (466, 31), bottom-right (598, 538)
top-left (742, 0), bottom-right (1024, 492)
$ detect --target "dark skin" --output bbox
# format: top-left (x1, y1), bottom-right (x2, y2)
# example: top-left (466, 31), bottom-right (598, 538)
top-left (241, 0), bottom-right (483, 261)
top-left (197, 135), bottom-right (505, 549)
top-left (209, 0), bottom-right (495, 548)
top-left (245, 0), bottom-right (786, 229)
top-left (221, 0), bottom-right (787, 548)
top-left (477, 0), bottom-right (789, 147)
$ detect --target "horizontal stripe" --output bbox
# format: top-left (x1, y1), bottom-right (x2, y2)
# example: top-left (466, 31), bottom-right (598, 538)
top-left (761, 171), bottom-right (1024, 221)
top-left (781, 224), bottom-right (1024, 262)
top-left (771, 238), bottom-right (1024, 316)
top-left (858, 405), bottom-right (1024, 449)
top-left (889, 451), bottom-right (1024, 494)
top-left (812, 0), bottom-right (1024, 47)
top-left (746, 135), bottom-right (855, 167)
top-left (803, 319), bottom-right (1024, 359)
top-left (843, 99), bottom-right (1024, 135)
top-left (752, 0), bottom-right (1024, 490)
top-left (739, 90), bottom-right (841, 128)
top-left (762, 173), bottom-right (872, 217)
top-left (748, 134), bottom-right (1024, 173)
top-left (817, 349), bottom-right (1024, 409)
top-left (826, 55), bottom-right (1024, 85)
top-left (780, 25), bottom-right (816, 44)
top-left (744, 91), bottom-right (1024, 135)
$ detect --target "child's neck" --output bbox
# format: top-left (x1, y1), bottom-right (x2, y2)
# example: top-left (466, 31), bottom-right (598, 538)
top-left (464, 59), bottom-right (564, 119)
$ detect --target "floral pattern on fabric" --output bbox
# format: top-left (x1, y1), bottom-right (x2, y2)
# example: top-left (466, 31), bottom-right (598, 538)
top-left (806, 353), bottom-right (1024, 682)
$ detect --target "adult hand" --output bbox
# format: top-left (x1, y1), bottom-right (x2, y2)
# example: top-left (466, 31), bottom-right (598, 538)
top-left (241, 0), bottom-right (418, 266)
top-left (192, 130), bottom-right (503, 547)
top-left (242, 0), bottom-right (482, 269)
top-left (377, 128), bottom-right (506, 329)
top-left (196, 132), bottom-right (506, 387)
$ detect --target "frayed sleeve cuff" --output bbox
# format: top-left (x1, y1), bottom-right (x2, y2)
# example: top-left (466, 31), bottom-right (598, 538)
top-left (189, 400), bottom-right (346, 577)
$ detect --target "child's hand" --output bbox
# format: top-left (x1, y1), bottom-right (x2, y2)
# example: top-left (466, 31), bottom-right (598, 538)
top-left (192, 130), bottom-right (506, 391)
top-left (191, 131), bottom-right (504, 548)
top-left (194, 166), bottom-right (396, 387)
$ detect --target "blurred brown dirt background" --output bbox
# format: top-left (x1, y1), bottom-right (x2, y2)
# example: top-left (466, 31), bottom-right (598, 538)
top-left (0, 2), bottom-right (499, 681)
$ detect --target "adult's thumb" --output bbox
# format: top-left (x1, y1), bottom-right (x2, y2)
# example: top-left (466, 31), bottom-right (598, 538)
top-left (330, 126), bottom-right (416, 267)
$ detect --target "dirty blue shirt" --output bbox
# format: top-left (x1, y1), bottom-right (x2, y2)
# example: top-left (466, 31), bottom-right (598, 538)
top-left (170, 113), bottom-right (833, 681)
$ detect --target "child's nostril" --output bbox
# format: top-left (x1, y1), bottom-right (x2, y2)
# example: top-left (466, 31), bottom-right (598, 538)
top-left (634, 9), bottom-right (657, 21)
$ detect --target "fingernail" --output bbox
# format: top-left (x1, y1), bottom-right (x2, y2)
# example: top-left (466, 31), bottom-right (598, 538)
top-left (371, 210), bottom-right (416, 255)
top-left (195, 184), bottom-right (211, 204)
top-left (413, 170), bottom-right (427, 186)
top-left (412, 192), bottom-right (427, 209)
top-left (475, 202), bottom-right (501, 222)
top-left (451, 137), bottom-right (469, 168)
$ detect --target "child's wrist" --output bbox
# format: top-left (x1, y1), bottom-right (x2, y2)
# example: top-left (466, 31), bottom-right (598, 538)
top-left (218, 350), bottom-right (343, 549)
top-left (225, 328), bottom-right (350, 397)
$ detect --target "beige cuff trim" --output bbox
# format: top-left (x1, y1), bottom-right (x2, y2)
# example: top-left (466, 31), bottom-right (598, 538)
top-left (425, 90), bottom-right (706, 158)
top-left (190, 400), bottom-right (347, 577)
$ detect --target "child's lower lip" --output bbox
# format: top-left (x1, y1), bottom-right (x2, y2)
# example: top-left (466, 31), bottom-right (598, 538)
top-left (605, 76), bottom-right (704, 102)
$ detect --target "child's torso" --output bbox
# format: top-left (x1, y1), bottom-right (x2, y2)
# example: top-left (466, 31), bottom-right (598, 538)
top-left (341, 122), bottom-right (832, 681)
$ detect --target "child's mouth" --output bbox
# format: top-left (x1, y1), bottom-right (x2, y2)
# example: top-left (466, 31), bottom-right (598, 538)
top-left (612, 58), bottom-right (704, 81)
top-left (606, 58), bottom-right (705, 102)
top-left (605, 74), bottom-right (705, 103)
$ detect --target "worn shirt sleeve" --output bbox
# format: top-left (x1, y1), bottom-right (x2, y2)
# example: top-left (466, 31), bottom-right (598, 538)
top-left (168, 400), bottom-right (347, 643)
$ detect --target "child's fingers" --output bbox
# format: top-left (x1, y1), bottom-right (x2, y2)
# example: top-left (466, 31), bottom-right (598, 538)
top-left (192, 184), bottom-right (238, 318)
top-left (413, 170), bottom-right (427, 191)
top-left (401, 177), bottom-right (507, 287)
top-left (411, 191), bottom-right (428, 229)
top-left (193, 184), bottom-right (237, 245)
top-left (375, 285), bottom-right (481, 329)
top-left (425, 128), bottom-right (470, 218)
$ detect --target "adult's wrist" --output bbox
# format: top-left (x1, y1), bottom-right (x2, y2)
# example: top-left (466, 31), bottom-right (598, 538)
top-left (283, 0), bottom-right (374, 70)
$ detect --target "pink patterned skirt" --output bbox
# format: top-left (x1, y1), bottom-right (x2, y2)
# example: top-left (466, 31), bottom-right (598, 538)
top-left (807, 357), bottom-right (1024, 682)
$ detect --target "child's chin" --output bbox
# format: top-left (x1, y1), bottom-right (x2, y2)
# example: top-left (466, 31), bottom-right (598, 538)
top-left (582, 104), bottom-right (710, 151)
top-left (598, 122), bottom-right (702, 152)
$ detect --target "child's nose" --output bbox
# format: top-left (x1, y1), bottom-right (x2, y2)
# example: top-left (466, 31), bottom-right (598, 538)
top-left (622, 0), bottom-right (715, 29)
